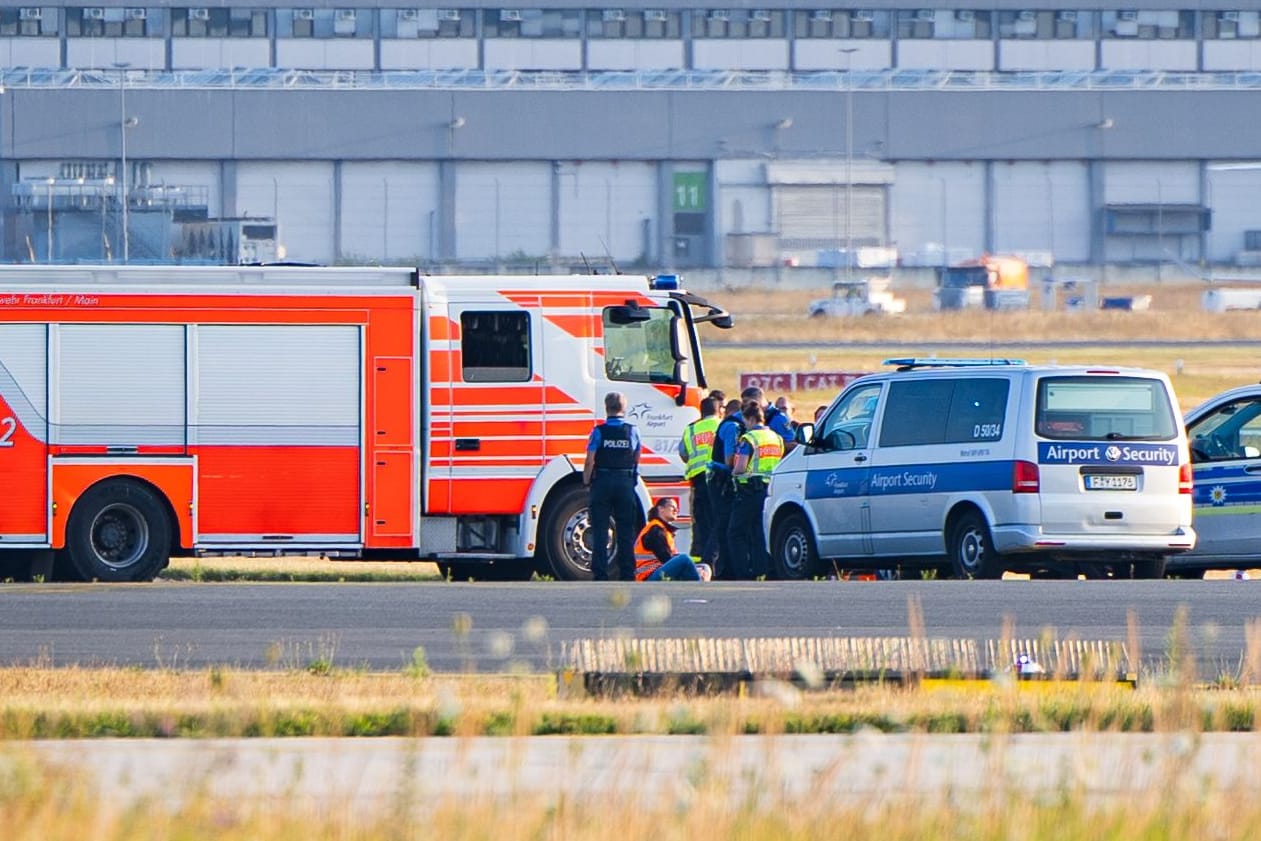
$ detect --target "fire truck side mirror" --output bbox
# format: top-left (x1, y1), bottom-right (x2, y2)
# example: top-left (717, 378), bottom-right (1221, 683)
top-left (673, 358), bottom-right (692, 406)
top-left (607, 304), bottom-right (650, 325)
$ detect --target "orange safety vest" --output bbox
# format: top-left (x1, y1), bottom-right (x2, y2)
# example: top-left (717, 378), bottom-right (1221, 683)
top-left (634, 516), bottom-right (676, 581)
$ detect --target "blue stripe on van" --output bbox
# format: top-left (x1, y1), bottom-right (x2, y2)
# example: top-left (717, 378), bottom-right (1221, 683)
top-left (1037, 441), bottom-right (1179, 467)
top-left (805, 460), bottom-right (1014, 500)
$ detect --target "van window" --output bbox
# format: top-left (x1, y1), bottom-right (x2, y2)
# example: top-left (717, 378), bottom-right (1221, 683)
top-left (1036, 376), bottom-right (1177, 440)
top-left (818, 382), bottom-right (882, 450)
top-left (879, 378), bottom-right (1009, 447)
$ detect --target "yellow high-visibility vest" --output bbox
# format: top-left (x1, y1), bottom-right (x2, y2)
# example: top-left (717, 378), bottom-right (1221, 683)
top-left (681, 416), bottom-right (719, 479)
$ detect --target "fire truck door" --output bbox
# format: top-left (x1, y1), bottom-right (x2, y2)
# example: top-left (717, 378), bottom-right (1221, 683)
top-left (440, 305), bottom-right (542, 515)
top-left (0, 325), bottom-right (49, 543)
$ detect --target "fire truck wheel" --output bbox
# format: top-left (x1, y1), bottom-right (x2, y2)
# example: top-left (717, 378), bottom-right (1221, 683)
top-left (66, 479), bottom-right (172, 582)
top-left (538, 484), bottom-right (595, 581)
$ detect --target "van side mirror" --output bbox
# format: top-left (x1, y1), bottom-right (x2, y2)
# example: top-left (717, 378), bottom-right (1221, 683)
top-left (795, 422), bottom-right (815, 446)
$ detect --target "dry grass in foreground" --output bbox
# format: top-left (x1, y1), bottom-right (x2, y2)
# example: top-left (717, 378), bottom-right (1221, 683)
top-left (0, 667), bottom-right (1258, 739)
top-left (4, 756), bottom-right (1261, 841)
top-left (160, 556), bottom-right (442, 582)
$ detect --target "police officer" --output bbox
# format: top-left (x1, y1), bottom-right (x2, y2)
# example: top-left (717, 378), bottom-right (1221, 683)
top-left (678, 396), bottom-right (720, 567)
top-left (730, 401), bottom-right (784, 580)
top-left (583, 391), bottom-right (641, 581)
top-left (708, 397), bottom-right (745, 579)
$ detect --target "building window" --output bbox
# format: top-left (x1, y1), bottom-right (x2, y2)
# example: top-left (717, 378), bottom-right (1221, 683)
top-left (172, 8), bottom-right (267, 38)
top-left (483, 9), bottom-right (582, 38)
top-left (385, 9), bottom-right (474, 38)
top-left (1102, 9), bottom-right (1193, 39)
top-left (460, 311), bottom-right (531, 383)
top-left (691, 9), bottom-right (786, 38)
top-left (897, 9), bottom-right (992, 39)
top-left (1204, 10), bottom-right (1261, 39)
top-left (277, 7), bottom-right (374, 38)
top-left (792, 9), bottom-right (891, 38)
top-left (585, 9), bottom-right (681, 39)
top-left (895, 8), bottom-right (1000, 39)
top-left (0, 7), bottom-right (60, 36)
top-left (997, 10), bottom-right (1095, 39)
top-left (67, 7), bottom-right (160, 37)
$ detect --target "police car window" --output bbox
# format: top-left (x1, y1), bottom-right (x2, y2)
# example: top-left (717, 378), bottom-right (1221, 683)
top-left (603, 307), bottom-right (675, 383)
top-left (1036, 376), bottom-right (1177, 440)
top-left (1188, 398), bottom-right (1261, 462)
top-left (460, 311), bottom-right (531, 382)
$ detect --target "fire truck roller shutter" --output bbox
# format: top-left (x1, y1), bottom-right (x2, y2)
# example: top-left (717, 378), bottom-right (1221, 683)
top-left (192, 324), bottom-right (362, 542)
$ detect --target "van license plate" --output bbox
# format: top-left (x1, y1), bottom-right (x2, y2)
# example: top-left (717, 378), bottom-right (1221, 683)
top-left (1085, 474), bottom-right (1138, 491)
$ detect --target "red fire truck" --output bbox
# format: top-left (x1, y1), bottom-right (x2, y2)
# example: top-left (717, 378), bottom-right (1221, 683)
top-left (0, 266), bottom-right (731, 581)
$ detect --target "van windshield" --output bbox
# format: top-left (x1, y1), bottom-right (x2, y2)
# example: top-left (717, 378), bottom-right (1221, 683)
top-left (1035, 376), bottom-right (1178, 441)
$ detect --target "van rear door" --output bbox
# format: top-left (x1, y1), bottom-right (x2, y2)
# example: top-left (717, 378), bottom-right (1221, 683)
top-left (1034, 374), bottom-right (1185, 536)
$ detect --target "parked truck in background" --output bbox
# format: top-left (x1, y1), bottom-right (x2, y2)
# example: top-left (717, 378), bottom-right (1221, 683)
top-left (0, 266), bottom-right (731, 582)
top-left (935, 255), bottom-right (1031, 311)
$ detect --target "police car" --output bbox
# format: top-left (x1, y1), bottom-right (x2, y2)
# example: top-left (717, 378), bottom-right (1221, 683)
top-left (764, 359), bottom-right (1195, 580)
top-left (1171, 383), bottom-right (1261, 577)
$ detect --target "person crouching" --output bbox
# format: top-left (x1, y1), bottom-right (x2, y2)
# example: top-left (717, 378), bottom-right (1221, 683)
top-left (634, 498), bottom-right (713, 581)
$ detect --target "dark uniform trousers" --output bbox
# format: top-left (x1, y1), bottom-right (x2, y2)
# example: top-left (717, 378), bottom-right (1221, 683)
top-left (729, 476), bottom-right (771, 580)
top-left (708, 469), bottom-right (736, 579)
top-left (689, 472), bottom-right (717, 565)
top-left (589, 470), bottom-right (638, 581)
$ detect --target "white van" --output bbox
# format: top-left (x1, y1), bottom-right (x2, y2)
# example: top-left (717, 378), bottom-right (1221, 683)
top-left (764, 359), bottom-right (1195, 579)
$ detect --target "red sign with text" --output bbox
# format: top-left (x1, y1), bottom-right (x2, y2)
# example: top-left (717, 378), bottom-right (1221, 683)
top-left (738, 371), bottom-right (868, 393)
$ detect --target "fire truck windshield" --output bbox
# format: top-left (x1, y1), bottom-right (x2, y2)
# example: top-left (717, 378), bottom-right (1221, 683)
top-left (602, 306), bottom-right (679, 384)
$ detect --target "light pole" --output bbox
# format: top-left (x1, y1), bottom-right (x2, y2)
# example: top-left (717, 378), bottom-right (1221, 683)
top-left (938, 176), bottom-right (948, 270)
top-left (113, 62), bottom-right (137, 264)
top-left (840, 47), bottom-right (858, 282)
top-left (0, 82), bottom-right (7, 263)
top-left (102, 175), bottom-right (114, 259)
top-left (45, 177), bottom-right (53, 262)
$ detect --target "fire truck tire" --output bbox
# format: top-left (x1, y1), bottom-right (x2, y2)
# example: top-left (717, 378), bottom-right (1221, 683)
top-left (66, 479), bottom-right (172, 582)
top-left (538, 484), bottom-right (595, 581)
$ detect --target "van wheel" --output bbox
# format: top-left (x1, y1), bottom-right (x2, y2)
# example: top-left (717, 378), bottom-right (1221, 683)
top-left (772, 512), bottom-right (819, 580)
top-left (66, 479), bottom-right (171, 582)
top-left (537, 484), bottom-right (596, 581)
top-left (949, 511), bottom-right (1001, 580)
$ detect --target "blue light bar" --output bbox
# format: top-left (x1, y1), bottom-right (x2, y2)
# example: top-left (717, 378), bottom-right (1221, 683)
top-left (650, 273), bottom-right (680, 290)
top-left (883, 358), bottom-right (1027, 369)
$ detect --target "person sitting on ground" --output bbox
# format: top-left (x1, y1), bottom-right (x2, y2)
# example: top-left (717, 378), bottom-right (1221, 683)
top-left (634, 498), bottom-right (712, 581)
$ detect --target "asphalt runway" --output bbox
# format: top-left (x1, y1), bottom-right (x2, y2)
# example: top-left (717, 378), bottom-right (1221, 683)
top-left (0, 579), bottom-right (1256, 677)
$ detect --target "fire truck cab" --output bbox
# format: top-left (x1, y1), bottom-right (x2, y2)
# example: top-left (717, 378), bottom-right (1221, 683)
top-left (0, 265), bottom-right (731, 582)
